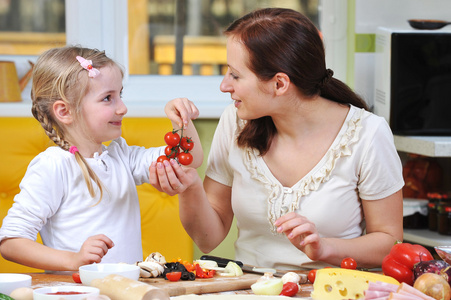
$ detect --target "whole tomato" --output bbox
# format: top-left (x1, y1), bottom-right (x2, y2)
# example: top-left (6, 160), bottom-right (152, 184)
top-left (164, 131), bottom-right (181, 147)
top-left (280, 282), bottom-right (299, 297)
top-left (166, 271), bottom-right (182, 282)
top-left (165, 146), bottom-right (180, 158)
top-left (157, 155), bottom-right (169, 163)
top-left (178, 152), bottom-right (193, 165)
top-left (307, 269), bottom-right (317, 284)
top-left (341, 257), bottom-right (357, 270)
top-left (180, 137), bottom-right (194, 151)
top-left (72, 272), bottom-right (81, 283)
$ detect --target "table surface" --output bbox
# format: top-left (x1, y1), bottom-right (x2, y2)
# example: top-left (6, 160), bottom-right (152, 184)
top-left (28, 273), bottom-right (314, 298)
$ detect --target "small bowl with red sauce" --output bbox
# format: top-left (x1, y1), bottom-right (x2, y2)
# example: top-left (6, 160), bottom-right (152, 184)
top-left (33, 286), bottom-right (100, 300)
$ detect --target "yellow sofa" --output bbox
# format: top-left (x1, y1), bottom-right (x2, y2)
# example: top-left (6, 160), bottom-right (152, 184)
top-left (0, 117), bottom-right (193, 273)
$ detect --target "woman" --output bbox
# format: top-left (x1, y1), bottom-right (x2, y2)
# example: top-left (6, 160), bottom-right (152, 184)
top-left (150, 8), bottom-right (404, 270)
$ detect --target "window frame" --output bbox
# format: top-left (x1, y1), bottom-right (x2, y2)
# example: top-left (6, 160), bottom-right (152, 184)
top-left (2, 0), bottom-right (346, 118)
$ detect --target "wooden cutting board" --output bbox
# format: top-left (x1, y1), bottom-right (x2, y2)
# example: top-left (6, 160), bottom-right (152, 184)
top-left (140, 273), bottom-right (263, 296)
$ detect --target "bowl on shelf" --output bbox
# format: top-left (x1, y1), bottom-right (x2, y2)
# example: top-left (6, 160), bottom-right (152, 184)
top-left (79, 263), bottom-right (140, 286)
top-left (33, 286), bottom-right (99, 300)
top-left (0, 273), bottom-right (31, 296)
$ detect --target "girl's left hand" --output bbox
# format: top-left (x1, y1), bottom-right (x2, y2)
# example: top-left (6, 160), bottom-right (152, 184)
top-left (165, 97), bottom-right (199, 129)
top-left (275, 212), bottom-right (324, 261)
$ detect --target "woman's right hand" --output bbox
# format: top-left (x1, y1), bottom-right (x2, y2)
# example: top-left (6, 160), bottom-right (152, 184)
top-left (75, 234), bottom-right (114, 268)
top-left (275, 212), bottom-right (326, 262)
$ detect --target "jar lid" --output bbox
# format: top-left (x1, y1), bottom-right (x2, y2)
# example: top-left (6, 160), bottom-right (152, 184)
top-left (403, 198), bottom-right (428, 216)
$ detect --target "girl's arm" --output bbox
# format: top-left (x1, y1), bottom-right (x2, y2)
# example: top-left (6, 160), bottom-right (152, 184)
top-left (0, 234), bottom-right (114, 271)
top-left (164, 98), bottom-right (203, 168)
top-left (276, 189), bottom-right (403, 268)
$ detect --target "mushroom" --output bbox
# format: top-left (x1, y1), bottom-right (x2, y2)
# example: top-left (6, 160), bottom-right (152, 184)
top-left (135, 252), bottom-right (167, 278)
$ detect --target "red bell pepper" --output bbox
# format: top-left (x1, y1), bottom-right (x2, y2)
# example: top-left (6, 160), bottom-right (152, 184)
top-left (195, 263), bottom-right (216, 278)
top-left (382, 242), bottom-right (434, 285)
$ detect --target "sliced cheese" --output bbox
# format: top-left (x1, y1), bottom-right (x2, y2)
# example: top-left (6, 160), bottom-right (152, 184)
top-left (311, 268), bottom-right (399, 300)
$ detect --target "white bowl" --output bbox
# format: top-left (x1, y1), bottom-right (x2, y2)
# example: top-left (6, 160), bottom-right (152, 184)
top-left (79, 263), bottom-right (140, 286)
top-left (0, 273), bottom-right (31, 296)
top-left (33, 286), bottom-right (99, 300)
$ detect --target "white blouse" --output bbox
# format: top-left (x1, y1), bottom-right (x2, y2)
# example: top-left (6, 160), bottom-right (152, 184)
top-left (0, 137), bottom-right (164, 266)
top-left (206, 104), bottom-right (404, 269)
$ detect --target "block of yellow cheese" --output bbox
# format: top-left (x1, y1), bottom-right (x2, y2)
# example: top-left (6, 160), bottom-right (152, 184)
top-left (311, 268), bottom-right (399, 300)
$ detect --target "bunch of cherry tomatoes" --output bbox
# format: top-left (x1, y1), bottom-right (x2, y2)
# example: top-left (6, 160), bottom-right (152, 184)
top-left (157, 129), bottom-right (194, 166)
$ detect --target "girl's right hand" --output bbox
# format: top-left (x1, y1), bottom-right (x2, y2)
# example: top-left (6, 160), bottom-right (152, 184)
top-left (75, 234), bottom-right (114, 268)
top-left (149, 158), bottom-right (201, 196)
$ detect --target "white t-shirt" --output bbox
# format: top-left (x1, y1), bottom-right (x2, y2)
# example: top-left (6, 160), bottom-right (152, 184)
top-left (0, 137), bottom-right (164, 266)
top-left (206, 104), bottom-right (404, 270)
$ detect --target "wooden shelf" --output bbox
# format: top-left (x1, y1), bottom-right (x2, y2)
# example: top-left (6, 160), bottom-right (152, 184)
top-left (394, 135), bottom-right (451, 157)
top-left (403, 228), bottom-right (451, 247)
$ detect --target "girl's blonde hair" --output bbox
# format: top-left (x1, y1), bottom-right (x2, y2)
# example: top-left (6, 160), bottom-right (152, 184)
top-left (31, 45), bottom-right (122, 201)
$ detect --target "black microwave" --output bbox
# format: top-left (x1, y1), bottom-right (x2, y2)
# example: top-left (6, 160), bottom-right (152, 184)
top-left (373, 27), bottom-right (451, 136)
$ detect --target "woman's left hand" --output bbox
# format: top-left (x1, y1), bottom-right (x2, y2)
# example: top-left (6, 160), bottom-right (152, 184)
top-left (165, 97), bottom-right (199, 129)
top-left (275, 212), bottom-right (324, 261)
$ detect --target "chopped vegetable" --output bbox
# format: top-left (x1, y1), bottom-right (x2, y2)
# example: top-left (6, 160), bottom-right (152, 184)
top-left (163, 262), bottom-right (195, 281)
top-left (251, 278), bottom-right (284, 295)
top-left (195, 263), bottom-right (216, 278)
top-left (218, 261), bottom-right (243, 277)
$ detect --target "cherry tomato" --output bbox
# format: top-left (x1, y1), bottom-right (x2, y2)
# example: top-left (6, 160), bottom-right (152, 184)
top-left (165, 146), bottom-right (180, 158)
top-left (308, 269), bottom-right (317, 284)
top-left (166, 271), bottom-right (182, 282)
top-left (157, 155), bottom-right (169, 163)
top-left (72, 272), bottom-right (81, 283)
top-left (178, 152), bottom-right (193, 165)
top-left (341, 257), bottom-right (357, 270)
top-left (164, 131), bottom-right (181, 147)
top-left (180, 136), bottom-right (194, 151)
top-left (280, 282), bottom-right (299, 297)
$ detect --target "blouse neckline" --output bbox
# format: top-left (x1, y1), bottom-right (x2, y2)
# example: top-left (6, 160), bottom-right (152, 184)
top-left (242, 105), bottom-right (365, 233)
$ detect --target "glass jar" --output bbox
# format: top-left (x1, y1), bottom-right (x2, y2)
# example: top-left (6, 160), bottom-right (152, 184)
top-left (428, 192), bottom-right (450, 231)
top-left (437, 202), bottom-right (451, 236)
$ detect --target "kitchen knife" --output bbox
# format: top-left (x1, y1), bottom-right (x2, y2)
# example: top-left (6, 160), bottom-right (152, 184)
top-left (200, 255), bottom-right (305, 280)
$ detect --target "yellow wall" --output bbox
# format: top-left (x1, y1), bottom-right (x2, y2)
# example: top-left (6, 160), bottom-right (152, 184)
top-left (0, 117), bottom-right (194, 272)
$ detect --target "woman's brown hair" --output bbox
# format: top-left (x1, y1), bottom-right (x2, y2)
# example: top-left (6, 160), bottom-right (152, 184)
top-left (224, 8), bottom-right (368, 154)
top-left (31, 46), bottom-right (122, 201)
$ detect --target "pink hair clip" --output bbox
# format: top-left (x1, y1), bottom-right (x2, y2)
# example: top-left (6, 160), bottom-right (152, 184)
top-left (69, 146), bottom-right (79, 154)
top-left (76, 56), bottom-right (100, 78)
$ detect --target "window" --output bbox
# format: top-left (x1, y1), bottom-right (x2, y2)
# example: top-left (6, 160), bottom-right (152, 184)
top-left (0, 0), bottom-right (65, 55)
top-left (129, 0), bottom-right (319, 76)
top-left (1, 0), bottom-right (327, 118)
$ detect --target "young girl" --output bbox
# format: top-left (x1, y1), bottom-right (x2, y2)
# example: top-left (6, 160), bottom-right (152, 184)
top-left (0, 46), bottom-right (202, 271)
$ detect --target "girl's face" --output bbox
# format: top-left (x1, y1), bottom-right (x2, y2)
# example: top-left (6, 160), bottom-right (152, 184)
top-left (220, 36), bottom-right (275, 120)
top-left (81, 64), bottom-right (127, 144)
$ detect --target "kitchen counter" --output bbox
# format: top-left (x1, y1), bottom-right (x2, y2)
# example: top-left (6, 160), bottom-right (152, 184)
top-left (28, 273), bottom-right (313, 298)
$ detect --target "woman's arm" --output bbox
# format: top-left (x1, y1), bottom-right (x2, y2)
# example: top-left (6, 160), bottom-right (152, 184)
top-left (149, 157), bottom-right (234, 253)
top-left (179, 176), bottom-right (234, 253)
top-left (276, 189), bottom-right (403, 268)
